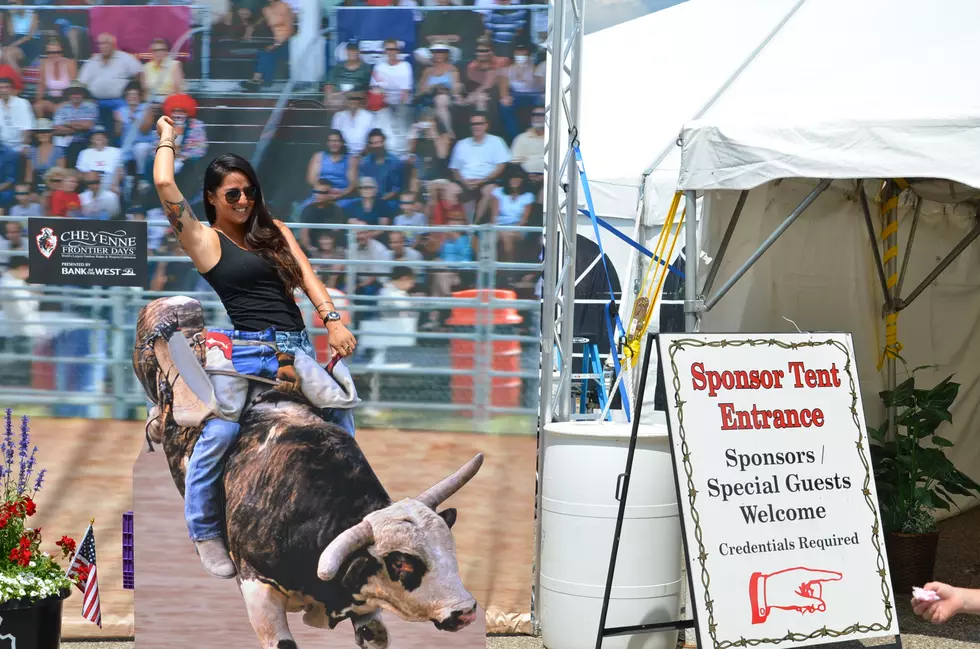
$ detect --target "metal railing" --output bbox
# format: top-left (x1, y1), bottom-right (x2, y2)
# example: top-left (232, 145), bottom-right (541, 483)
top-left (0, 219), bottom-right (544, 432)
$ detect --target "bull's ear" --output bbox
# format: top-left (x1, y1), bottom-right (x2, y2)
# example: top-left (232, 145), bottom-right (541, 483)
top-left (341, 555), bottom-right (380, 591)
top-left (438, 508), bottom-right (457, 529)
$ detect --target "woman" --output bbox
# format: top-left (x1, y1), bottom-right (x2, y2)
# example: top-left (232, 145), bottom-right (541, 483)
top-left (152, 114), bottom-right (358, 580)
top-left (913, 582), bottom-right (980, 624)
top-left (22, 119), bottom-right (66, 194)
top-left (1, 0), bottom-right (39, 75)
top-left (33, 37), bottom-right (75, 118)
top-left (416, 43), bottom-right (461, 104)
top-left (142, 38), bottom-right (185, 100)
top-left (306, 129), bottom-right (358, 206)
top-left (489, 163), bottom-right (535, 260)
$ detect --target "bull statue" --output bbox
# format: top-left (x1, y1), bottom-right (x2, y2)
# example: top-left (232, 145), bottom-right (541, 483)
top-left (133, 295), bottom-right (483, 649)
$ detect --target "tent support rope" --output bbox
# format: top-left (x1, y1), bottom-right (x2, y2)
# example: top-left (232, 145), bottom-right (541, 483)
top-left (701, 178), bottom-right (832, 313)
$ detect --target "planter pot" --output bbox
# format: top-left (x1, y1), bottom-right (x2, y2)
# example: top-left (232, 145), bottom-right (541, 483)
top-left (885, 531), bottom-right (940, 594)
top-left (0, 588), bottom-right (70, 649)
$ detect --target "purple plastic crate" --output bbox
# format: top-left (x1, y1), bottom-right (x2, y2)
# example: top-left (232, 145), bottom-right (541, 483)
top-left (123, 511), bottom-right (134, 590)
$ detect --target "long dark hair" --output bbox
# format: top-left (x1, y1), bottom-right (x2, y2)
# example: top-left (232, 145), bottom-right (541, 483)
top-left (202, 153), bottom-right (304, 293)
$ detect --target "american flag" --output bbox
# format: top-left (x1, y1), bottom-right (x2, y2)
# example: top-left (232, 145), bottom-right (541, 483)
top-left (66, 522), bottom-right (101, 628)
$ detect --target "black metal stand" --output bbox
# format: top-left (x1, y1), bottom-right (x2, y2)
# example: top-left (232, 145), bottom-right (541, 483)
top-left (594, 333), bottom-right (701, 649)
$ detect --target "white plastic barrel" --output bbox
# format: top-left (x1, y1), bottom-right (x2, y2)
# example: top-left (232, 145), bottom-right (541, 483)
top-left (539, 415), bottom-right (683, 649)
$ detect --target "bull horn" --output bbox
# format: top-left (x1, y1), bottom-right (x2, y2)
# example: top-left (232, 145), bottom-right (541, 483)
top-left (416, 453), bottom-right (484, 509)
top-left (317, 520), bottom-right (374, 581)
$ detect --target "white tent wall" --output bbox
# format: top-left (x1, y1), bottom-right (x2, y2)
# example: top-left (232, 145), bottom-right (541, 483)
top-left (695, 179), bottom-right (980, 518)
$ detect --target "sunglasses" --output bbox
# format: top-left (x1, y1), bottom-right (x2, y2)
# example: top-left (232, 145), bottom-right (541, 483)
top-left (222, 186), bottom-right (257, 203)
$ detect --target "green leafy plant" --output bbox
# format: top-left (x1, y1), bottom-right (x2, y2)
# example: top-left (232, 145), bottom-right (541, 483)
top-left (869, 367), bottom-right (980, 534)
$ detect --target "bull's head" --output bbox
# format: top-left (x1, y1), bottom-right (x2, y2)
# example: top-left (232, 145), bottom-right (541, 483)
top-left (317, 453), bottom-right (483, 632)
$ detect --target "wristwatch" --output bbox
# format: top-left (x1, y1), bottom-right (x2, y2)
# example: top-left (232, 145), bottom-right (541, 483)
top-left (322, 310), bottom-right (342, 324)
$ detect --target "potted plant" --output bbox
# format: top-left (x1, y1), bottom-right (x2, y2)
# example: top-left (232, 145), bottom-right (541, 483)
top-left (868, 367), bottom-right (980, 594)
top-left (0, 408), bottom-right (86, 649)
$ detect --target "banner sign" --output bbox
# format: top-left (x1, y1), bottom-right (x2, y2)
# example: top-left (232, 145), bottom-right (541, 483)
top-left (655, 332), bottom-right (898, 648)
top-left (28, 217), bottom-right (148, 288)
top-left (88, 6), bottom-right (193, 60)
top-left (333, 7), bottom-right (417, 65)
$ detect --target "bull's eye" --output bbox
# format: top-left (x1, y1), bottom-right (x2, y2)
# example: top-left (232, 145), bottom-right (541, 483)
top-left (384, 551), bottom-right (427, 592)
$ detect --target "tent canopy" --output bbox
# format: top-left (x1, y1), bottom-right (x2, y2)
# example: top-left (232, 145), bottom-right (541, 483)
top-left (657, 0), bottom-right (980, 514)
top-left (676, 0), bottom-right (980, 193)
top-left (578, 0), bottom-right (801, 224)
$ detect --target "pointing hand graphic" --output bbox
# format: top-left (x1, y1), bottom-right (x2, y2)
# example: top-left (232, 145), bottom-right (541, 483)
top-left (750, 567), bottom-right (843, 624)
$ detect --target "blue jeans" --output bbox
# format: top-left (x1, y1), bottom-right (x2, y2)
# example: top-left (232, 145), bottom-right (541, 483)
top-left (256, 41), bottom-right (289, 82)
top-left (183, 327), bottom-right (356, 541)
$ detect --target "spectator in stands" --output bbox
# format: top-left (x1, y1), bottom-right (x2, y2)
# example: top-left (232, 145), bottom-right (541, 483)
top-left (348, 220), bottom-right (391, 323)
top-left (142, 38), bottom-right (185, 100)
top-left (324, 41), bottom-right (373, 111)
top-left (345, 177), bottom-right (391, 234)
top-left (0, 142), bottom-right (18, 214)
top-left (0, 76), bottom-right (35, 153)
top-left (47, 167), bottom-right (81, 217)
top-left (387, 230), bottom-right (422, 263)
top-left (9, 183), bottom-right (40, 218)
top-left (23, 119), bottom-right (65, 195)
top-left (392, 190), bottom-right (426, 245)
top-left (463, 37), bottom-right (507, 113)
top-left (77, 34), bottom-right (143, 130)
top-left (408, 106), bottom-right (453, 192)
top-left (3, 221), bottom-right (25, 253)
top-left (483, 0), bottom-right (530, 58)
top-left (241, 0), bottom-right (295, 91)
top-left (76, 126), bottom-right (122, 191)
top-left (313, 232), bottom-right (346, 289)
top-left (1, 1), bottom-right (39, 76)
top-left (306, 129), bottom-right (358, 205)
top-left (32, 37), bottom-right (75, 119)
top-left (499, 42), bottom-right (544, 141)
top-left (53, 83), bottom-right (98, 168)
top-left (298, 178), bottom-right (347, 251)
top-left (369, 39), bottom-right (413, 141)
top-left (490, 162), bottom-right (534, 260)
top-left (149, 232), bottom-right (195, 292)
top-left (379, 265), bottom-right (417, 324)
top-left (79, 170), bottom-right (121, 220)
top-left (330, 91), bottom-right (375, 156)
top-left (414, 0), bottom-right (487, 65)
top-left (0, 256), bottom-right (42, 342)
top-left (416, 43), bottom-right (461, 105)
top-left (358, 128), bottom-right (402, 212)
top-left (116, 82), bottom-right (157, 186)
top-left (160, 93), bottom-right (208, 182)
top-left (511, 103), bottom-right (544, 179)
top-left (448, 110), bottom-right (511, 222)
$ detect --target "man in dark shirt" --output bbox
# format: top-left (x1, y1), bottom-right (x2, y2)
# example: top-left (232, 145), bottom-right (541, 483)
top-left (299, 179), bottom-right (347, 252)
top-left (324, 41), bottom-right (373, 110)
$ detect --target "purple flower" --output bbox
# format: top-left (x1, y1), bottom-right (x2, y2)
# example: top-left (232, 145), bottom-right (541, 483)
top-left (33, 468), bottom-right (46, 494)
top-left (17, 416), bottom-right (30, 495)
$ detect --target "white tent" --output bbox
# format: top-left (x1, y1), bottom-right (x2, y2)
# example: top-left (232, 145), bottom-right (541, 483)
top-left (666, 0), bottom-right (980, 513)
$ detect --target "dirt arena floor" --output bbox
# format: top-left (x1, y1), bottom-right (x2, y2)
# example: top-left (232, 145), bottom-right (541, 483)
top-left (25, 416), bottom-right (537, 643)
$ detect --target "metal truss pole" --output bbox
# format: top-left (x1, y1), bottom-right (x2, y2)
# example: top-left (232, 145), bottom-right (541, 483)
top-left (532, 0), bottom-right (584, 632)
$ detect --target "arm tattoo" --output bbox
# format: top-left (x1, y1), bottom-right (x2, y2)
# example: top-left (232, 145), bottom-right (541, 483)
top-left (162, 199), bottom-right (190, 235)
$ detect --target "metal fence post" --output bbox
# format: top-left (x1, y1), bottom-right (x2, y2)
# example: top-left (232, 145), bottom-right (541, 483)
top-left (109, 287), bottom-right (128, 420)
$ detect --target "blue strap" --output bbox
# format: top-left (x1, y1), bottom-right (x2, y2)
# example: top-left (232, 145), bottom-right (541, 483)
top-left (574, 142), bottom-right (631, 421)
top-left (577, 208), bottom-right (684, 280)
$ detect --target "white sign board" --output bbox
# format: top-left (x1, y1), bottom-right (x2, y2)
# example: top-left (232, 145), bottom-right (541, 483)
top-left (654, 333), bottom-right (898, 649)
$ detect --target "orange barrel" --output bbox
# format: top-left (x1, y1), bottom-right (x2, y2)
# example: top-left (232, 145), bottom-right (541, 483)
top-left (447, 290), bottom-right (524, 409)
top-left (31, 337), bottom-right (55, 391)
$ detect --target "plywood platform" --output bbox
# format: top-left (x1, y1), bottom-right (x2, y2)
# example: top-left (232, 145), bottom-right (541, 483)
top-left (25, 416), bottom-right (536, 640)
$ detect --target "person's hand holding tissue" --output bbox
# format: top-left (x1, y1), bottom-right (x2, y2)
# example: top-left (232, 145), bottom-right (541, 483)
top-left (911, 582), bottom-right (980, 623)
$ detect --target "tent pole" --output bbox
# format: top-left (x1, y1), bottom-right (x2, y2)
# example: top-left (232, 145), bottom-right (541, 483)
top-left (702, 179), bottom-right (831, 313)
top-left (880, 182), bottom-right (900, 439)
top-left (684, 190), bottom-right (699, 331)
top-left (897, 211), bottom-right (980, 312)
top-left (700, 189), bottom-right (749, 298)
top-left (895, 196), bottom-right (922, 299)
top-left (858, 182), bottom-right (894, 311)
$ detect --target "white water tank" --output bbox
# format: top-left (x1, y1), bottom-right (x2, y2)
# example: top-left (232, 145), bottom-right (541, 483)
top-left (539, 416), bottom-right (683, 649)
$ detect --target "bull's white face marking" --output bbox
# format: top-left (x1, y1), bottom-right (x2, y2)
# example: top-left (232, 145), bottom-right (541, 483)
top-left (356, 499), bottom-right (475, 626)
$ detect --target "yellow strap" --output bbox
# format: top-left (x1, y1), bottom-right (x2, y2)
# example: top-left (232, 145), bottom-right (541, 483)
top-left (874, 180), bottom-right (904, 370)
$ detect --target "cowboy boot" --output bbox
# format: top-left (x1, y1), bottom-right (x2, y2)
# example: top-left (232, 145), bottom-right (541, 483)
top-left (194, 537), bottom-right (237, 579)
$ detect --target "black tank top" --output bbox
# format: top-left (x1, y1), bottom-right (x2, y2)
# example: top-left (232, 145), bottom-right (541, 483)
top-left (201, 231), bottom-right (306, 332)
